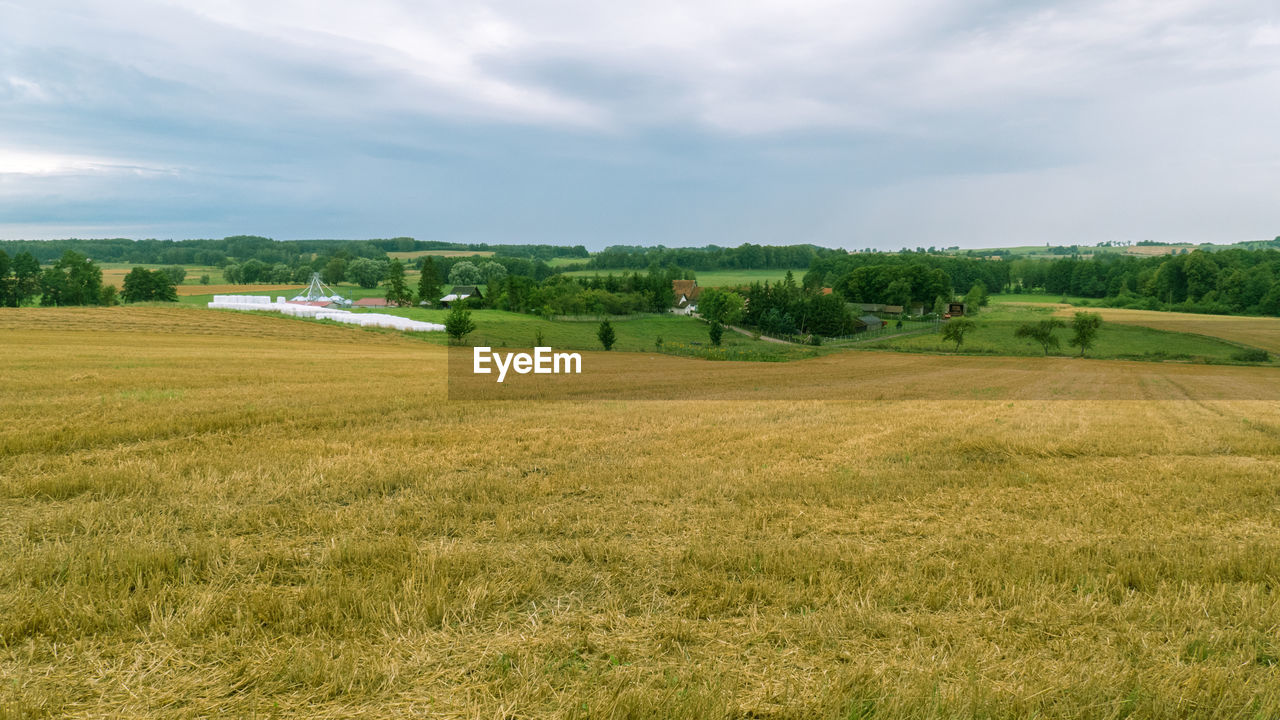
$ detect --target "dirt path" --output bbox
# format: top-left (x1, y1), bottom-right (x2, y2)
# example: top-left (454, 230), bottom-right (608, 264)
top-left (725, 324), bottom-right (794, 345)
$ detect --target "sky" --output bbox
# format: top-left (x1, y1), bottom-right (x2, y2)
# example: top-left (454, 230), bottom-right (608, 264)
top-left (1, 0), bottom-right (1278, 250)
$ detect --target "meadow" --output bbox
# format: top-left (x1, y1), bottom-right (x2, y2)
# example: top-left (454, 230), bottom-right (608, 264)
top-left (868, 304), bottom-right (1267, 364)
top-left (2, 307), bottom-right (1280, 718)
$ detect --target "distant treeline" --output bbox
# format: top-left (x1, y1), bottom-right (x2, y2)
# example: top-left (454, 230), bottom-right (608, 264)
top-left (804, 252), bottom-right (1011, 306)
top-left (0, 236), bottom-right (589, 266)
top-left (366, 237), bottom-right (589, 261)
top-left (1007, 249), bottom-right (1280, 315)
top-left (0, 236), bottom-right (384, 266)
top-left (584, 244), bottom-right (840, 271)
top-left (418, 254), bottom-right (560, 284)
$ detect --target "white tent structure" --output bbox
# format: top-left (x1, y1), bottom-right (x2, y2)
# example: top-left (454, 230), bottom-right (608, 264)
top-left (291, 273), bottom-right (350, 306)
top-left (206, 295), bottom-right (444, 333)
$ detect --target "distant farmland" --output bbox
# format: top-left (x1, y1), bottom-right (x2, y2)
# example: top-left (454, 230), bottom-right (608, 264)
top-left (2, 306), bottom-right (1279, 718)
top-left (387, 249), bottom-right (495, 260)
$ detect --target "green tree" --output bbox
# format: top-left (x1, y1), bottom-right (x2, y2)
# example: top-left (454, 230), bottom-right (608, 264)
top-left (199, 274), bottom-right (211, 285)
top-left (161, 265), bottom-right (187, 286)
top-left (38, 251), bottom-right (102, 306)
top-left (1014, 318), bottom-right (1065, 355)
top-left (697, 288), bottom-right (744, 326)
top-left (321, 257), bottom-right (348, 285)
top-left (965, 282), bottom-right (989, 310)
top-left (121, 267), bottom-right (176, 303)
top-left (804, 292), bottom-right (857, 336)
top-left (885, 278), bottom-right (911, 307)
top-left (0, 250), bottom-right (12, 307)
top-left (1182, 252), bottom-right (1217, 302)
top-left (479, 261), bottom-right (508, 286)
top-left (417, 257), bottom-right (440, 305)
top-left (1068, 312), bottom-right (1103, 356)
top-left (933, 295), bottom-right (949, 317)
top-left (597, 319), bottom-right (616, 350)
top-left (709, 321), bottom-right (724, 346)
top-left (346, 257), bottom-right (385, 289)
top-left (444, 307), bottom-right (476, 345)
top-left (38, 266), bottom-right (68, 306)
top-left (12, 251), bottom-right (41, 305)
top-left (941, 318), bottom-right (976, 349)
top-left (448, 261), bottom-right (482, 286)
top-left (384, 259), bottom-right (413, 307)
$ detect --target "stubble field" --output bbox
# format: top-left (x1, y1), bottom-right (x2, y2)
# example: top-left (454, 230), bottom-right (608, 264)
top-left (2, 307), bottom-right (1279, 719)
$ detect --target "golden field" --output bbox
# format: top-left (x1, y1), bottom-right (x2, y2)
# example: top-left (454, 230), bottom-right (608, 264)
top-left (2, 307), bottom-right (1280, 719)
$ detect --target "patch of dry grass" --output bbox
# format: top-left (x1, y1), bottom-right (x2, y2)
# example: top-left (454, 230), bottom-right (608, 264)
top-left (2, 307), bottom-right (1280, 718)
top-left (1051, 306), bottom-right (1280, 354)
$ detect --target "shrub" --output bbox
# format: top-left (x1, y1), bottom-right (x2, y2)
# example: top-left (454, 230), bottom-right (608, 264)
top-left (444, 307), bottom-right (476, 345)
top-left (597, 319), bottom-right (616, 351)
top-left (1231, 348), bottom-right (1270, 362)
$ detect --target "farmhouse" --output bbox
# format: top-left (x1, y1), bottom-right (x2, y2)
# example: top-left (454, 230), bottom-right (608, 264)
top-left (947, 302), bottom-right (967, 317)
top-left (440, 285), bottom-right (483, 308)
top-left (671, 279), bottom-right (702, 315)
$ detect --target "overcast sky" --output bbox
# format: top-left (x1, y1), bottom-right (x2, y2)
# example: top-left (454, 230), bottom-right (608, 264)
top-left (2, 0), bottom-right (1278, 249)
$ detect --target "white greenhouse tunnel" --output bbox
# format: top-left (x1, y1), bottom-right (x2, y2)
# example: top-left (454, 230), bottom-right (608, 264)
top-left (207, 296), bottom-right (444, 332)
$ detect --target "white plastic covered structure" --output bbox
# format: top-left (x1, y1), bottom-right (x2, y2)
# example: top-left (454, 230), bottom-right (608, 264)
top-left (291, 273), bottom-right (350, 306)
top-left (206, 295), bottom-right (444, 332)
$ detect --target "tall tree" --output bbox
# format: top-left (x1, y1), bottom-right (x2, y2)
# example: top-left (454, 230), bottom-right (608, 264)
top-left (417, 256), bottom-right (440, 305)
top-left (12, 252), bottom-right (41, 305)
top-left (0, 250), bottom-right (12, 307)
top-left (321, 257), bottom-right (348, 285)
top-left (38, 251), bottom-right (102, 306)
top-left (346, 257), bottom-right (385, 289)
top-left (384, 259), bottom-right (413, 307)
top-left (1068, 312), bottom-right (1103, 357)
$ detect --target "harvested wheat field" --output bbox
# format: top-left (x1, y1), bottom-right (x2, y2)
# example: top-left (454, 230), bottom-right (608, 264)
top-left (3, 307), bottom-right (1280, 719)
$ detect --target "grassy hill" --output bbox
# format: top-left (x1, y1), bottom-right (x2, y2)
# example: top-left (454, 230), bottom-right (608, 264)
top-left (867, 304), bottom-right (1269, 364)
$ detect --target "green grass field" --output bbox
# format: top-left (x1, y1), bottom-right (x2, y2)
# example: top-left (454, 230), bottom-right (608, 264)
top-left (559, 268), bottom-right (806, 288)
top-left (989, 293), bottom-right (1092, 305)
top-left (546, 257), bottom-right (590, 268)
top-left (367, 306), bottom-right (813, 358)
top-left (868, 304), bottom-right (1266, 363)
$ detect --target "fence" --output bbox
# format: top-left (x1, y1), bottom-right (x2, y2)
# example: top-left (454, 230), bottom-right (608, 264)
top-left (825, 318), bottom-right (942, 344)
top-left (547, 312), bottom-right (667, 322)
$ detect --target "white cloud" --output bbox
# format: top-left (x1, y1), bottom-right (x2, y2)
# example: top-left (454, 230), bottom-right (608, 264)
top-left (0, 148), bottom-right (175, 176)
top-left (1, 0), bottom-right (1278, 245)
